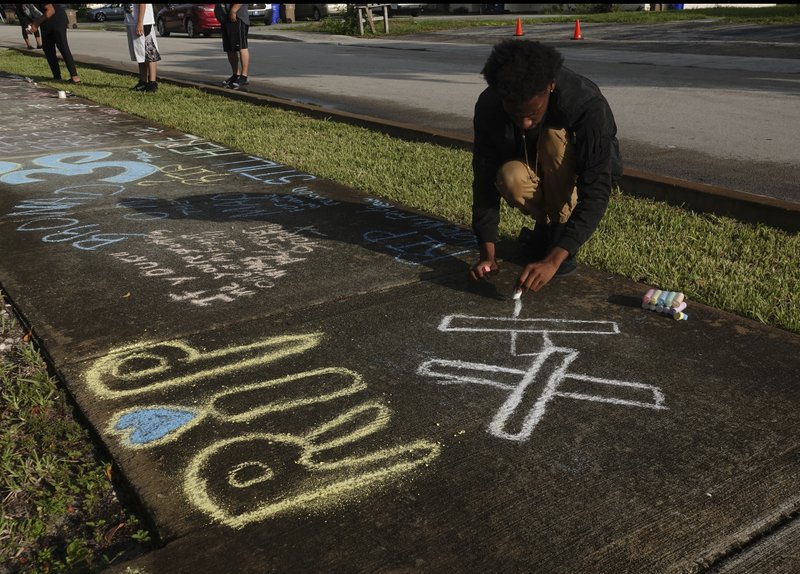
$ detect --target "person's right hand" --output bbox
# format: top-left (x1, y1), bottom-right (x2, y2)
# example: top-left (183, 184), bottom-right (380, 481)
top-left (469, 259), bottom-right (498, 282)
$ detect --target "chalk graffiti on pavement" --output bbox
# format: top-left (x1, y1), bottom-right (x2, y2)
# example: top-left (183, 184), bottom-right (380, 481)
top-left (85, 333), bottom-right (440, 528)
top-left (417, 305), bottom-right (667, 441)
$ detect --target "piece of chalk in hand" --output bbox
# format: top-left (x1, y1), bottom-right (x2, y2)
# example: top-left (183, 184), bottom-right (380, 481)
top-left (481, 265), bottom-right (491, 274)
top-left (513, 289), bottom-right (522, 300)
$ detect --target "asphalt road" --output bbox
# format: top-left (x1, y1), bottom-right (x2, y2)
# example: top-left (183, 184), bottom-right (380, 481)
top-left (0, 19), bottom-right (798, 204)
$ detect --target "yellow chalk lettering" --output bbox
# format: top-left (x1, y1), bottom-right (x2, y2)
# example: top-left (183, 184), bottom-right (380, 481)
top-left (211, 367), bottom-right (367, 422)
top-left (85, 334), bottom-right (322, 398)
top-left (228, 462), bottom-right (275, 488)
top-left (185, 429), bottom-right (440, 529)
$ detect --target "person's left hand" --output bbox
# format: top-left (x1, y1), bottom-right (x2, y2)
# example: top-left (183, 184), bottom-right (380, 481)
top-left (136, 24), bottom-right (144, 36)
top-left (229, 12), bottom-right (237, 22)
top-left (516, 259), bottom-right (559, 295)
top-left (28, 23), bottom-right (38, 34)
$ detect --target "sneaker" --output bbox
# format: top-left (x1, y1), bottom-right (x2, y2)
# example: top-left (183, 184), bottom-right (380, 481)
top-left (144, 81), bottom-right (158, 93)
top-left (555, 257), bottom-right (577, 277)
top-left (230, 75), bottom-right (248, 90)
top-left (221, 74), bottom-right (237, 88)
top-left (131, 80), bottom-right (147, 91)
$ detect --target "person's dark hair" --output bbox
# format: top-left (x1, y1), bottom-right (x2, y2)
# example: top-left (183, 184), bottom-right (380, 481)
top-left (481, 40), bottom-right (564, 104)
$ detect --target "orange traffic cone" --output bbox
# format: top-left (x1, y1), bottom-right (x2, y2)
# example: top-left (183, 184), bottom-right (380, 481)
top-left (514, 17), bottom-right (524, 37)
top-left (571, 19), bottom-right (583, 40)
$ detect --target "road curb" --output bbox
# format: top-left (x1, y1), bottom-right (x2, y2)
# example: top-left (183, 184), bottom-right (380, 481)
top-left (10, 48), bottom-right (800, 233)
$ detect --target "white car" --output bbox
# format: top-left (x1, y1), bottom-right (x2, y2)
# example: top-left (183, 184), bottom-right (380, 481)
top-left (292, 4), bottom-right (347, 22)
top-left (248, 4), bottom-right (269, 19)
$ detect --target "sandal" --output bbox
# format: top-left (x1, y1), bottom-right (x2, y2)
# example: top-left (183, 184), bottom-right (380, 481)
top-left (69, 77), bottom-right (81, 84)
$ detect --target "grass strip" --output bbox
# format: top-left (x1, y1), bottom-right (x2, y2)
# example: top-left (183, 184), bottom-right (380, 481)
top-left (0, 291), bottom-right (152, 573)
top-left (0, 48), bottom-right (798, 337)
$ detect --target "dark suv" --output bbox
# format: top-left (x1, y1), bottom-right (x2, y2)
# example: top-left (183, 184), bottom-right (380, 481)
top-left (156, 3), bottom-right (221, 38)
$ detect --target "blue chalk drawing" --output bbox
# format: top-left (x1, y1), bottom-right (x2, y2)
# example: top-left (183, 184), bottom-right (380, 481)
top-left (1, 152), bottom-right (157, 184)
top-left (0, 161), bottom-right (20, 176)
top-left (115, 408), bottom-right (198, 445)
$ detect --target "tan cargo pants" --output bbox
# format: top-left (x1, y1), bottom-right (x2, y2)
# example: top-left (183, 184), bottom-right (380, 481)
top-left (494, 127), bottom-right (578, 225)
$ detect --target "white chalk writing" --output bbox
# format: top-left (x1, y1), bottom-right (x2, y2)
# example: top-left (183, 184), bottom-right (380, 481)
top-left (418, 305), bottom-right (667, 441)
top-left (111, 224), bottom-right (330, 306)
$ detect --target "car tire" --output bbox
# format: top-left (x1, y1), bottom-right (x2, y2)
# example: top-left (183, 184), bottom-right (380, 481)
top-left (95, 13), bottom-right (106, 22)
top-left (157, 18), bottom-right (169, 37)
top-left (202, 30), bottom-right (212, 37)
top-left (186, 19), bottom-right (198, 37)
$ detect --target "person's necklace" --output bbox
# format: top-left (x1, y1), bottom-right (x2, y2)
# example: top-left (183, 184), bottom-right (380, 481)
top-left (521, 122), bottom-right (543, 183)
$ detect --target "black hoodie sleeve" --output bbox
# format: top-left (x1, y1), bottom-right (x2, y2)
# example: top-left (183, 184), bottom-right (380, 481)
top-left (471, 90), bottom-right (509, 246)
top-left (555, 97), bottom-right (618, 256)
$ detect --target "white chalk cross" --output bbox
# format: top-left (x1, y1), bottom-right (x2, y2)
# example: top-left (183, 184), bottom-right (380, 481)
top-left (416, 310), bottom-right (666, 442)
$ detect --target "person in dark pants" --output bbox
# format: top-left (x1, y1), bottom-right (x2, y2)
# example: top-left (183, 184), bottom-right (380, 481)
top-left (28, 3), bottom-right (80, 83)
top-left (15, 4), bottom-right (42, 49)
top-left (469, 40), bottom-right (622, 296)
top-left (214, 3), bottom-right (250, 90)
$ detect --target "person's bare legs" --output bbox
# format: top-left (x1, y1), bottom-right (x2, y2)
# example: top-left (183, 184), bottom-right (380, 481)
top-left (226, 51), bottom-right (239, 77)
top-left (239, 48), bottom-right (249, 77)
top-left (147, 61), bottom-right (157, 83)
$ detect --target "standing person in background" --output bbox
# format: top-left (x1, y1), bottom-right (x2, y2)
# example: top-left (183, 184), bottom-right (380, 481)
top-left (214, 4), bottom-right (250, 90)
top-left (125, 4), bottom-right (161, 93)
top-left (15, 4), bottom-right (42, 49)
top-left (27, 3), bottom-right (80, 83)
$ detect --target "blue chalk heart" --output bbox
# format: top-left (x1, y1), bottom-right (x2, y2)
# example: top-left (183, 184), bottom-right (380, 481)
top-left (115, 408), bottom-right (197, 444)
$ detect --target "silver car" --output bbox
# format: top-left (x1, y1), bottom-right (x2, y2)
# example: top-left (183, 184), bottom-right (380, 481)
top-left (248, 4), bottom-right (269, 19)
top-left (292, 4), bottom-right (347, 22)
top-left (87, 4), bottom-right (126, 22)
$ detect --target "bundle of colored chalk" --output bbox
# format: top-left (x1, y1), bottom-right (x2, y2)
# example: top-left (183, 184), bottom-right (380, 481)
top-left (641, 288), bottom-right (688, 320)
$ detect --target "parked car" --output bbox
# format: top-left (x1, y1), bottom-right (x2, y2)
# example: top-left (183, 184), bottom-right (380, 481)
top-left (290, 4), bottom-right (346, 22)
top-left (248, 4), bottom-right (269, 19)
top-left (156, 3), bottom-right (220, 38)
top-left (388, 4), bottom-right (424, 16)
top-left (87, 4), bottom-right (126, 22)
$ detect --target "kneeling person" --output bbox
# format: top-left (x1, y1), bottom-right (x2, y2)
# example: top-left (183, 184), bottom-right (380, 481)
top-left (469, 40), bottom-right (622, 295)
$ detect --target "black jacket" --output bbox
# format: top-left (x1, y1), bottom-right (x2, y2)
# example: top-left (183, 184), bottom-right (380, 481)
top-left (472, 66), bottom-right (622, 256)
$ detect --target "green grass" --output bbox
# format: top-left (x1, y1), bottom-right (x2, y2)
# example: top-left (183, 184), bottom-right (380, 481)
top-left (300, 5), bottom-right (800, 36)
top-left (0, 293), bottom-right (152, 573)
top-left (1, 48), bottom-right (798, 334)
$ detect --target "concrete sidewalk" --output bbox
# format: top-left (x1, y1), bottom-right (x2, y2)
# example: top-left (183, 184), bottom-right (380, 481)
top-left (1, 75), bottom-right (799, 573)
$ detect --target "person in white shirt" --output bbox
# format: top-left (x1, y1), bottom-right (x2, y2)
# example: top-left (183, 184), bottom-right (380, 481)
top-left (125, 4), bottom-right (161, 92)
